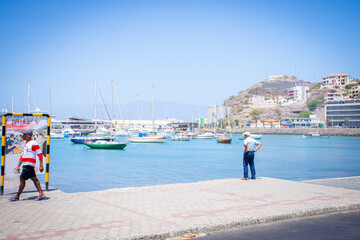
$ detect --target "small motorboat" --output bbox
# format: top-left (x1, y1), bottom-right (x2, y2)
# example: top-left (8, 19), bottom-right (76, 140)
top-left (84, 140), bottom-right (127, 150)
top-left (302, 133), bottom-right (329, 138)
top-left (239, 134), bottom-right (262, 140)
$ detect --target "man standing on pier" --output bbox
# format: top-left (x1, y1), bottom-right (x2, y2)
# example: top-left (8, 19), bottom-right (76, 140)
top-left (242, 132), bottom-right (262, 180)
top-left (9, 130), bottom-right (46, 201)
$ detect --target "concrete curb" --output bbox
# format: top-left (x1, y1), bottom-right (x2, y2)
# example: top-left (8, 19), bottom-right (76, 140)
top-left (127, 204), bottom-right (360, 240)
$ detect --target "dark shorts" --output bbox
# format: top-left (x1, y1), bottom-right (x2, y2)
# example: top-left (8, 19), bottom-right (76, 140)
top-left (20, 165), bottom-right (36, 180)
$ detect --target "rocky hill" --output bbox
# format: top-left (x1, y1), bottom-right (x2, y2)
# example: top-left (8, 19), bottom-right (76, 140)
top-left (227, 75), bottom-right (327, 125)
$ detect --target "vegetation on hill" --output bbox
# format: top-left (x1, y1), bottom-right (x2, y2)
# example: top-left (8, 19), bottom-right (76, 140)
top-left (297, 111), bottom-right (312, 118)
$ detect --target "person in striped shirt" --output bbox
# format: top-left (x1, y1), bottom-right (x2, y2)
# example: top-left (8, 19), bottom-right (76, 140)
top-left (9, 130), bottom-right (46, 201)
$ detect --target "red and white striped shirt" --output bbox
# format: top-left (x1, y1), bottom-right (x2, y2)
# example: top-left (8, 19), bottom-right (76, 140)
top-left (20, 139), bottom-right (43, 167)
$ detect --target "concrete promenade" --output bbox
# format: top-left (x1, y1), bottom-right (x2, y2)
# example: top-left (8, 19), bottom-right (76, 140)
top-left (1, 177), bottom-right (360, 240)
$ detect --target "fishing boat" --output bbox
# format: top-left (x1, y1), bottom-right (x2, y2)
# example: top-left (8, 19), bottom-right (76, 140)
top-left (84, 140), bottom-right (127, 150)
top-left (239, 134), bottom-right (262, 140)
top-left (216, 100), bottom-right (232, 144)
top-left (70, 136), bottom-right (114, 144)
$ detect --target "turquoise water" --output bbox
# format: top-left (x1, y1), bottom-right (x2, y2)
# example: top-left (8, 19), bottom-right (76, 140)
top-left (38, 135), bottom-right (360, 193)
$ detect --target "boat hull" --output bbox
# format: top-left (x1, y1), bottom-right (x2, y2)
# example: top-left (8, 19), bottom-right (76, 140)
top-left (128, 138), bottom-right (165, 143)
top-left (217, 137), bottom-right (232, 143)
top-left (84, 143), bottom-right (127, 149)
top-left (70, 137), bottom-right (114, 144)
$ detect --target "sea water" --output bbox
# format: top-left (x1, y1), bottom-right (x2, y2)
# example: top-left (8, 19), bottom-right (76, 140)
top-left (37, 135), bottom-right (360, 193)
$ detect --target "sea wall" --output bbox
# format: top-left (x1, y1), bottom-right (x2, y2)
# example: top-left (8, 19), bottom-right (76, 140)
top-left (212, 128), bottom-right (360, 136)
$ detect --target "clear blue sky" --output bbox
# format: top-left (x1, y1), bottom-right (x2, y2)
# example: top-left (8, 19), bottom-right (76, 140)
top-left (0, 0), bottom-right (359, 117)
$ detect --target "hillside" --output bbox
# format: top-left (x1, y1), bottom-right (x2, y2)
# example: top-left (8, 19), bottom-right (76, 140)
top-left (227, 75), bottom-right (327, 125)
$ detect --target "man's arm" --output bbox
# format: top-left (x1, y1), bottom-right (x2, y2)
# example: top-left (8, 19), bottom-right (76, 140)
top-left (254, 143), bottom-right (262, 152)
top-left (244, 144), bottom-right (248, 153)
top-left (16, 159), bottom-right (22, 173)
top-left (39, 158), bottom-right (44, 172)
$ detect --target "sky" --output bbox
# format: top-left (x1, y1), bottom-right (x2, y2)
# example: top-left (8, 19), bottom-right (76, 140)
top-left (0, 0), bottom-right (359, 119)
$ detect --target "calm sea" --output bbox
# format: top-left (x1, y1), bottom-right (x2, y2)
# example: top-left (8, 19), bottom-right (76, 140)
top-left (38, 134), bottom-right (360, 193)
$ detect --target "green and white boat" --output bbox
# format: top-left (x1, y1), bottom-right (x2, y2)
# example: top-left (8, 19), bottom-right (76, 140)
top-left (85, 140), bottom-right (127, 150)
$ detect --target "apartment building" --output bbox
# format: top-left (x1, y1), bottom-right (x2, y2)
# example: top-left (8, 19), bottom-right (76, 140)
top-left (288, 85), bottom-right (310, 102)
top-left (325, 99), bottom-right (360, 128)
top-left (322, 74), bottom-right (352, 88)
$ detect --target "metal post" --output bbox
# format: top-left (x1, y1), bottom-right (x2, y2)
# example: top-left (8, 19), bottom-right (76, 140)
top-left (1, 116), bottom-right (6, 195)
top-left (46, 116), bottom-right (50, 191)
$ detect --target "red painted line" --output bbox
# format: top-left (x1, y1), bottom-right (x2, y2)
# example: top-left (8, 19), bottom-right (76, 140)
top-left (81, 195), bottom-right (182, 228)
top-left (5, 220), bottom-right (135, 240)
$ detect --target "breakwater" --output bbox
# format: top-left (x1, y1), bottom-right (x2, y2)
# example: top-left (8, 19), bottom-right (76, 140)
top-left (229, 128), bottom-right (360, 136)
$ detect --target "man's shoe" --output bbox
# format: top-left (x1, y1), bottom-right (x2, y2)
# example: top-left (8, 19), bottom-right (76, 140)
top-left (242, 178), bottom-right (249, 180)
top-left (251, 177), bottom-right (256, 180)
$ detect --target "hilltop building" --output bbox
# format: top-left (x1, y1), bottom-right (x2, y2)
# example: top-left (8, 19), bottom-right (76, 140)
top-left (288, 85), bottom-right (310, 102)
top-left (349, 85), bottom-right (360, 99)
top-left (325, 99), bottom-right (360, 128)
top-left (321, 74), bottom-right (353, 88)
top-left (325, 89), bottom-right (344, 102)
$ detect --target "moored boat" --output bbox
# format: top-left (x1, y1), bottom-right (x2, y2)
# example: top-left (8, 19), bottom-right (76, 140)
top-left (216, 100), bottom-right (232, 144)
top-left (239, 134), bottom-right (262, 140)
top-left (84, 140), bottom-right (127, 149)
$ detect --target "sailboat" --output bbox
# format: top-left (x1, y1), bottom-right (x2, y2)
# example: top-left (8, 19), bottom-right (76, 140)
top-left (84, 80), bottom-right (127, 149)
top-left (128, 86), bottom-right (165, 143)
top-left (216, 100), bottom-right (232, 143)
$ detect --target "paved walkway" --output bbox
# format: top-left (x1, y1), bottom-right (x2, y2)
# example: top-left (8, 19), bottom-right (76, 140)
top-left (1, 177), bottom-right (360, 240)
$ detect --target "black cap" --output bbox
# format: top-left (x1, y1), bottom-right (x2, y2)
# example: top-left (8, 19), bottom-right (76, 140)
top-left (22, 130), bottom-right (33, 136)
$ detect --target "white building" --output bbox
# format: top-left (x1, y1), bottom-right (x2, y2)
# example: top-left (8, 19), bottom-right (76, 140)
top-left (325, 89), bottom-right (344, 102)
top-left (288, 85), bottom-right (310, 102)
top-left (322, 74), bottom-right (353, 88)
top-left (207, 105), bottom-right (226, 123)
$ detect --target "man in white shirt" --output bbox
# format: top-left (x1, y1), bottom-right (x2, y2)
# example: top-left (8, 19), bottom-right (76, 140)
top-left (9, 130), bottom-right (46, 201)
top-left (242, 132), bottom-right (262, 180)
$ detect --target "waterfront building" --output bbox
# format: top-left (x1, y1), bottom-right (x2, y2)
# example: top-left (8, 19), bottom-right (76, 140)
top-left (281, 115), bottom-right (322, 128)
top-left (288, 85), bottom-right (310, 102)
top-left (325, 89), bottom-right (344, 102)
top-left (262, 120), bottom-right (281, 128)
top-left (325, 99), bottom-right (360, 128)
top-left (349, 85), bottom-right (360, 99)
top-left (321, 74), bottom-right (353, 88)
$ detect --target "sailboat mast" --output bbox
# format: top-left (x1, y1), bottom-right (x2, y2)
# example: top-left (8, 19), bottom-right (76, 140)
top-left (137, 94), bottom-right (139, 126)
top-left (12, 96), bottom-right (14, 113)
top-left (94, 81), bottom-right (97, 119)
top-left (27, 81), bottom-right (30, 112)
top-left (111, 80), bottom-right (114, 121)
top-left (152, 85), bottom-right (155, 133)
top-left (94, 80), bottom-right (97, 135)
top-left (225, 100), bottom-right (228, 137)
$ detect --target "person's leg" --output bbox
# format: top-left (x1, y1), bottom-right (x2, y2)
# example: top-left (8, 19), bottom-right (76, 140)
top-left (248, 152), bottom-right (256, 179)
top-left (31, 177), bottom-right (45, 198)
top-left (14, 179), bottom-right (26, 199)
top-left (243, 152), bottom-right (249, 179)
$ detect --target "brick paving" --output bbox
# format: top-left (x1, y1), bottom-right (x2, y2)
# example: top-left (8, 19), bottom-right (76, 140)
top-left (1, 177), bottom-right (360, 240)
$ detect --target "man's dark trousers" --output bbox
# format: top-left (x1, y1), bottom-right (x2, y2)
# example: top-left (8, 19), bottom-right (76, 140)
top-left (243, 151), bottom-right (255, 179)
